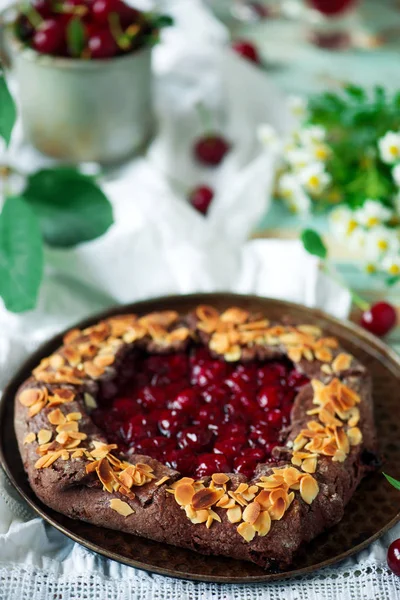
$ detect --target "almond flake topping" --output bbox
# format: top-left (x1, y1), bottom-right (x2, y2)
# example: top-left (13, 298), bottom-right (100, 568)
top-left (23, 432), bottom-right (36, 444)
top-left (109, 499), bottom-right (135, 517)
top-left (48, 409), bottom-right (66, 426)
top-left (37, 429), bottom-right (52, 445)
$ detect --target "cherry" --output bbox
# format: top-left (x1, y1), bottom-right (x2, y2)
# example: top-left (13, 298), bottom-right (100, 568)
top-left (32, 0), bottom-right (52, 18)
top-left (360, 302), bottom-right (397, 337)
top-left (287, 370), bottom-right (309, 390)
top-left (250, 424), bottom-right (275, 447)
top-left (88, 28), bottom-right (118, 59)
top-left (257, 385), bottom-right (282, 410)
top-left (193, 135), bottom-right (230, 167)
top-left (232, 40), bottom-right (260, 64)
top-left (164, 448), bottom-right (196, 474)
top-left (266, 408), bottom-right (283, 430)
top-left (157, 409), bottom-right (186, 437)
top-left (193, 405), bottom-right (224, 430)
top-left (136, 386), bottom-right (166, 410)
top-left (168, 389), bottom-right (201, 413)
top-left (177, 427), bottom-right (213, 452)
top-left (195, 453), bottom-right (231, 478)
top-left (257, 362), bottom-right (288, 385)
top-left (112, 397), bottom-right (136, 416)
top-left (387, 538), bottom-right (400, 576)
top-left (32, 19), bottom-right (65, 55)
top-left (189, 185), bottom-right (214, 216)
top-left (234, 448), bottom-right (265, 479)
top-left (214, 436), bottom-right (247, 459)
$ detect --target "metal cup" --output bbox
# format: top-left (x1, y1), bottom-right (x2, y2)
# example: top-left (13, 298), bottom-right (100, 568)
top-left (2, 15), bottom-right (154, 163)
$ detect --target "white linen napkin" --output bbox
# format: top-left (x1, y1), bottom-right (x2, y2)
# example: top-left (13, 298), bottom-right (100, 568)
top-left (1, 1), bottom-right (399, 599)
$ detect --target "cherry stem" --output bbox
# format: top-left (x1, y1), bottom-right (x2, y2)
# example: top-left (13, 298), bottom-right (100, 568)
top-left (322, 262), bottom-right (370, 312)
top-left (196, 102), bottom-right (214, 134)
top-left (108, 12), bottom-right (131, 50)
top-left (19, 3), bottom-right (42, 28)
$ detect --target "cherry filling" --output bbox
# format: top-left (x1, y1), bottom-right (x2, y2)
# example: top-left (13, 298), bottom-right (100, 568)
top-left (92, 347), bottom-right (309, 479)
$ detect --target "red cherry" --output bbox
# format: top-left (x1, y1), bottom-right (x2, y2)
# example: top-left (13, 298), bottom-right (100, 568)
top-left (168, 389), bottom-right (201, 413)
top-left (214, 436), bottom-right (247, 459)
top-left (189, 185), bottom-right (214, 216)
top-left (193, 135), bottom-right (230, 166)
top-left (196, 453), bottom-right (231, 478)
top-left (136, 386), bottom-right (166, 410)
top-left (112, 397), bottom-right (136, 416)
top-left (88, 28), bottom-right (118, 58)
top-left (232, 40), bottom-right (260, 64)
top-left (164, 448), bottom-right (196, 475)
top-left (32, 19), bottom-right (65, 55)
top-left (360, 302), bottom-right (397, 337)
top-left (32, 0), bottom-right (52, 18)
top-left (177, 427), bottom-right (213, 452)
top-left (287, 370), bottom-right (309, 390)
top-left (387, 538), bottom-right (400, 576)
top-left (157, 409), bottom-right (186, 437)
top-left (257, 385), bottom-right (282, 410)
top-left (267, 408), bottom-right (283, 429)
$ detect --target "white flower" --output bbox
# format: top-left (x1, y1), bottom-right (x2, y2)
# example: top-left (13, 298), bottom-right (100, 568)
top-left (354, 199), bottom-right (392, 228)
top-left (366, 226), bottom-right (400, 259)
top-left (285, 148), bottom-right (313, 171)
top-left (382, 254), bottom-right (400, 276)
top-left (257, 124), bottom-right (280, 150)
top-left (310, 143), bottom-right (330, 162)
top-left (299, 125), bottom-right (326, 147)
top-left (298, 163), bottom-right (331, 195)
top-left (378, 131), bottom-right (400, 164)
top-left (330, 206), bottom-right (358, 238)
top-left (287, 96), bottom-right (308, 120)
top-left (349, 228), bottom-right (368, 251)
top-left (364, 262), bottom-right (378, 275)
top-left (393, 163), bottom-right (400, 187)
top-left (278, 173), bottom-right (311, 215)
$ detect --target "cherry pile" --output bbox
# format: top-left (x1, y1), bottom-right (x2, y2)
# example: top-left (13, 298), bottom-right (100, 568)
top-left (92, 347), bottom-right (309, 479)
top-left (15, 0), bottom-right (166, 59)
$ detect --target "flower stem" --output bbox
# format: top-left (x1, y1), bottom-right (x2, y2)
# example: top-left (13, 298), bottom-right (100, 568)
top-left (322, 262), bottom-right (370, 311)
top-left (196, 102), bottom-right (213, 134)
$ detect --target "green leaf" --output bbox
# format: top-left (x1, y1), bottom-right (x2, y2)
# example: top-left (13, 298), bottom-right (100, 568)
top-left (23, 168), bottom-right (113, 248)
top-left (344, 85), bottom-right (366, 103)
top-left (150, 14), bottom-right (174, 28)
top-left (0, 196), bottom-right (43, 312)
top-left (386, 275), bottom-right (400, 287)
top-left (383, 473), bottom-right (400, 491)
top-left (0, 72), bottom-right (17, 146)
top-left (66, 18), bottom-right (86, 57)
top-left (301, 229), bottom-right (328, 260)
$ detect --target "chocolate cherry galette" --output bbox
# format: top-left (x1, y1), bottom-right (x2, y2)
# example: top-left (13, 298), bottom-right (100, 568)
top-left (14, 305), bottom-right (377, 568)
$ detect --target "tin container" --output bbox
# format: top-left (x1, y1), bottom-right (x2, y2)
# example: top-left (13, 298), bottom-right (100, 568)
top-left (3, 20), bottom-right (154, 163)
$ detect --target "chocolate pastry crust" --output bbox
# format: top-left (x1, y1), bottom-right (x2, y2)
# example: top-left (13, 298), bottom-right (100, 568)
top-left (14, 306), bottom-right (377, 569)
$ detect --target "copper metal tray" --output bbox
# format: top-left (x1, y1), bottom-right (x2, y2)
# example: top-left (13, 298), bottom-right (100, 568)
top-left (1, 293), bottom-right (400, 583)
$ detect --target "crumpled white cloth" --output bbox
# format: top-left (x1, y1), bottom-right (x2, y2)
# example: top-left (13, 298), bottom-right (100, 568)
top-left (0, 1), bottom-right (399, 599)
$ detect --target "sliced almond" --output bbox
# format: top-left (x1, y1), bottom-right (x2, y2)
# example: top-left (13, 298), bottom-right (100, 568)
top-left (109, 499), bottom-right (134, 517)
top-left (28, 400), bottom-right (46, 417)
top-left (56, 421), bottom-right (79, 433)
top-left (253, 510), bottom-right (271, 536)
top-left (255, 490), bottom-right (271, 510)
top-left (347, 427), bottom-right (362, 446)
top-left (300, 474), bottom-right (319, 504)
top-left (83, 361), bottom-right (105, 379)
top-left (242, 501), bottom-right (261, 525)
top-left (23, 432), bottom-right (36, 444)
top-left (37, 429), bottom-right (52, 445)
top-left (227, 506), bottom-right (242, 524)
top-left (211, 473), bottom-right (229, 486)
top-left (190, 509), bottom-right (209, 524)
top-left (71, 449), bottom-right (84, 459)
top-left (169, 477), bottom-right (194, 490)
top-left (49, 354), bottom-right (65, 369)
top-left (301, 456), bottom-right (317, 474)
top-left (48, 408), bottom-right (66, 426)
top-left (19, 388), bottom-right (43, 407)
top-left (63, 328), bottom-right (81, 344)
top-left (175, 483), bottom-right (195, 506)
top-left (66, 412), bottom-right (82, 422)
top-left (237, 522), bottom-right (256, 542)
top-left (192, 487), bottom-right (224, 510)
top-left (96, 458), bottom-right (114, 493)
top-left (269, 496), bottom-right (286, 521)
top-left (155, 476), bottom-right (170, 487)
top-left (332, 353), bottom-right (352, 372)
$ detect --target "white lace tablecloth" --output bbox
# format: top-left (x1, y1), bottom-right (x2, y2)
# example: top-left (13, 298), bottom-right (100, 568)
top-left (1, 0), bottom-right (400, 598)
